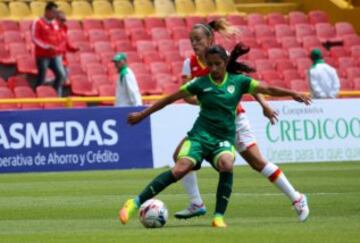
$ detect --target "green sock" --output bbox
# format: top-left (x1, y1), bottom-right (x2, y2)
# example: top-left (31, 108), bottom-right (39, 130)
top-left (138, 170), bottom-right (177, 204)
top-left (215, 172), bottom-right (233, 215)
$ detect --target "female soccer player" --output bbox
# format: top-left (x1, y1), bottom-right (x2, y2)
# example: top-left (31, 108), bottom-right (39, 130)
top-left (174, 19), bottom-right (310, 222)
top-left (119, 43), bottom-right (311, 228)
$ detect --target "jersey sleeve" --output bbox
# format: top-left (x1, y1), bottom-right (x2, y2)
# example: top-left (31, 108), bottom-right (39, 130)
top-left (239, 75), bottom-right (260, 94)
top-left (180, 78), bottom-right (201, 95)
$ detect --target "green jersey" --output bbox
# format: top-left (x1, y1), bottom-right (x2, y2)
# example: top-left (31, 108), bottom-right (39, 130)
top-left (181, 72), bottom-right (259, 143)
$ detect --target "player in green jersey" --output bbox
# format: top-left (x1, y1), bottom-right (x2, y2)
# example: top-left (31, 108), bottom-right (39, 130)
top-left (119, 43), bottom-right (311, 228)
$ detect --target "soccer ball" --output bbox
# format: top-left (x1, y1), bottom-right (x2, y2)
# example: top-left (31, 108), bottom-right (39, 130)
top-left (139, 199), bottom-right (168, 228)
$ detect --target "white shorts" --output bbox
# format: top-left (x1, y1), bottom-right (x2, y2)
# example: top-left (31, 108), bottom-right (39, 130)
top-left (235, 112), bottom-right (257, 153)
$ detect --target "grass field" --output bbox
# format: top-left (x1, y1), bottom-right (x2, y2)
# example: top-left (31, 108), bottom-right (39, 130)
top-left (0, 162), bottom-right (360, 243)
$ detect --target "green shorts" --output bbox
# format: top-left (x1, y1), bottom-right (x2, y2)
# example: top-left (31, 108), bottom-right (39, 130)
top-left (177, 130), bottom-right (236, 170)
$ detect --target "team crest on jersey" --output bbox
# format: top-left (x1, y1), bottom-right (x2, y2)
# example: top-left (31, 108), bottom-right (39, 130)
top-left (227, 85), bottom-right (235, 94)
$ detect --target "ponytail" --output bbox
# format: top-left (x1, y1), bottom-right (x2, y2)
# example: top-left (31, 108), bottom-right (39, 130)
top-left (193, 18), bottom-right (239, 39)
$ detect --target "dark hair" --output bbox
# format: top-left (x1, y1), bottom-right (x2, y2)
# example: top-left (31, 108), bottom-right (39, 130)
top-left (192, 18), bottom-right (239, 40)
top-left (205, 43), bottom-right (255, 74)
top-left (45, 2), bottom-right (58, 11)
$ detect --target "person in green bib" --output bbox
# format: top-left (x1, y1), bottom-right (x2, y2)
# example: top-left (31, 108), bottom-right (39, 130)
top-left (119, 43), bottom-right (311, 228)
top-left (113, 52), bottom-right (142, 107)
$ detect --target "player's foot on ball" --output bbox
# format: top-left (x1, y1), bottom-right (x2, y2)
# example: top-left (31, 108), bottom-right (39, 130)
top-left (174, 203), bottom-right (207, 219)
top-left (293, 193), bottom-right (309, 222)
top-left (211, 215), bottom-right (227, 228)
top-left (119, 199), bottom-right (138, 224)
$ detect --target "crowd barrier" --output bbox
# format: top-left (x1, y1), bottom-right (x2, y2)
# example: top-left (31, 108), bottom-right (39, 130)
top-left (1, 99), bottom-right (360, 173)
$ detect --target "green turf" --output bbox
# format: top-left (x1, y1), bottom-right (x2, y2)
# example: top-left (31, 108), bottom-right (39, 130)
top-left (0, 162), bottom-right (359, 243)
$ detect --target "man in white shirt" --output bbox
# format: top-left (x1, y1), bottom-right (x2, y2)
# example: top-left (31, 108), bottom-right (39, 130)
top-left (308, 48), bottom-right (341, 99)
top-left (113, 53), bottom-right (143, 107)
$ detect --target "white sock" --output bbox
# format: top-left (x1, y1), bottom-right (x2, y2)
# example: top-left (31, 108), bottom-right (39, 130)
top-left (261, 163), bottom-right (300, 202)
top-left (181, 171), bottom-right (203, 205)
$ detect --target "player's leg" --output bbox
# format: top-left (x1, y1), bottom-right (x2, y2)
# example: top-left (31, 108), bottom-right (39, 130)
top-left (119, 158), bottom-right (194, 225)
top-left (35, 57), bottom-right (49, 88)
top-left (211, 144), bottom-right (235, 228)
top-left (173, 138), bottom-right (206, 219)
top-left (236, 113), bottom-right (309, 221)
top-left (49, 56), bottom-right (66, 96)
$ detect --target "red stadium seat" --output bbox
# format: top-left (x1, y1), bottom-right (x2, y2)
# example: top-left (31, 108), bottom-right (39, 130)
top-left (129, 28), bottom-right (151, 42)
top-left (66, 20), bottom-right (82, 30)
top-left (259, 70), bottom-right (282, 81)
top-left (353, 77), bottom-right (360, 90)
top-left (0, 20), bottom-right (19, 32)
top-left (19, 20), bottom-right (32, 32)
top-left (71, 75), bottom-right (98, 96)
top-left (151, 28), bottom-right (171, 41)
top-left (113, 40), bottom-right (136, 52)
top-left (3, 31), bottom-right (23, 44)
top-left (254, 25), bottom-right (274, 38)
top-left (280, 37), bottom-right (301, 49)
top-left (88, 29), bottom-right (109, 42)
top-left (329, 46), bottom-right (348, 59)
top-left (36, 85), bottom-right (64, 109)
top-left (171, 26), bottom-right (190, 41)
top-left (136, 40), bottom-right (157, 53)
top-left (91, 74), bottom-right (111, 87)
top-left (246, 48), bottom-right (267, 60)
top-left (335, 22), bottom-right (356, 37)
top-left (0, 87), bottom-right (17, 110)
top-left (236, 26), bottom-right (254, 38)
top-left (0, 77), bottom-right (6, 87)
top-left (340, 78), bottom-right (353, 90)
top-left (144, 17), bottom-right (165, 29)
top-left (308, 10), bottom-right (329, 25)
top-left (67, 30), bottom-right (88, 43)
top-left (255, 59), bottom-right (274, 71)
top-left (142, 51), bottom-right (163, 63)
top-left (323, 57), bottom-right (338, 69)
top-left (76, 42), bottom-right (93, 53)
top-left (274, 24), bottom-right (294, 39)
top-left (7, 43), bottom-right (29, 61)
top-left (170, 61), bottom-right (184, 77)
top-left (227, 15), bottom-right (247, 26)
top-left (268, 48), bottom-right (288, 60)
top-left (149, 62), bottom-right (170, 75)
top-left (247, 13), bottom-right (266, 26)
top-left (343, 35), bottom-right (360, 47)
top-left (258, 36), bottom-right (281, 49)
top-left (268, 79), bottom-right (289, 89)
top-left (66, 53), bottom-right (80, 65)
top-left (68, 64), bottom-right (85, 76)
top-left (161, 82), bottom-right (179, 94)
top-left (267, 12), bottom-right (287, 26)
top-left (80, 53), bottom-right (100, 68)
top-left (156, 39), bottom-right (177, 52)
top-left (136, 73), bottom-right (162, 95)
top-left (103, 18), bottom-right (124, 31)
top-left (85, 63), bottom-right (107, 76)
top-left (93, 41), bottom-right (114, 54)
top-left (288, 11), bottom-right (308, 26)
top-left (124, 18), bottom-right (144, 30)
top-left (296, 58), bottom-right (312, 77)
top-left (7, 76), bottom-right (29, 90)
top-left (295, 24), bottom-right (316, 42)
top-left (315, 23), bottom-right (339, 42)
top-left (108, 29), bottom-right (128, 42)
top-left (185, 16), bottom-right (206, 30)
top-left (338, 57), bottom-right (357, 76)
top-left (283, 69), bottom-right (301, 81)
top-left (275, 59), bottom-right (295, 72)
top-left (236, 36), bottom-right (259, 49)
top-left (124, 52), bottom-right (142, 63)
top-left (290, 79), bottom-right (309, 92)
top-left (346, 67), bottom-right (360, 81)
top-left (14, 86), bottom-right (41, 109)
top-left (16, 55), bottom-right (37, 75)
top-left (99, 52), bottom-right (115, 65)
top-left (165, 16), bottom-right (186, 29)
top-left (82, 19), bottom-right (103, 31)
top-left (153, 73), bottom-right (177, 86)
top-left (98, 84), bottom-right (115, 105)
top-left (350, 45), bottom-right (360, 58)
top-left (129, 62), bottom-right (150, 74)
top-left (178, 39), bottom-right (193, 57)
top-left (302, 36), bottom-right (321, 49)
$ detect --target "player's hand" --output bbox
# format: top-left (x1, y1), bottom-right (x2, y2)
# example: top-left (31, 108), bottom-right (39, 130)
top-left (263, 105), bottom-right (278, 125)
top-left (127, 111), bottom-right (145, 125)
top-left (292, 93), bottom-right (312, 105)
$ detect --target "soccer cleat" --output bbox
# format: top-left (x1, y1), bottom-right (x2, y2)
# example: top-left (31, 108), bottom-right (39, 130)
top-left (211, 215), bottom-right (227, 228)
top-left (119, 199), bottom-right (138, 225)
top-left (293, 193), bottom-right (310, 222)
top-left (174, 203), bottom-right (207, 219)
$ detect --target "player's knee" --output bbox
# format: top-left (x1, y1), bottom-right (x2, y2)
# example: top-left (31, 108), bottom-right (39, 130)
top-left (217, 154), bottom-right (234, 172)
top-left (172, 159), bottom-right (193, 179)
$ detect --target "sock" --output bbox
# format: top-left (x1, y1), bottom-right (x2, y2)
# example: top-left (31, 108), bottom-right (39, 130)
top-left (215, 172), bottom-right (233, 215)
top-left (138, 170), bottom-right (177, 204)
top-left (181, 171), bottom-right (204, 205)
top-left (261, 163), bottom-right (300, 202)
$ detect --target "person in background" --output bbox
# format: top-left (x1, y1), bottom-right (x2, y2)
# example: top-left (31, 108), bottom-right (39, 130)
top-left (113, 53), bottom-right (142, 107)
top-left (31, 1), bottom-right (66, 96)
top-left (308, 48), bottom-right (341, 99)
top-left (56, 10), bottom-right (79, 86)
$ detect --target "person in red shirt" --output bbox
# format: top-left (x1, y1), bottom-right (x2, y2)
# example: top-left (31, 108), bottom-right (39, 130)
top-left (31, 2), bottom-right (66, 96)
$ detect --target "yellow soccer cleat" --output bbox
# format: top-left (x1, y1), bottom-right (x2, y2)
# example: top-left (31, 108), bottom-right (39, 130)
top-left (119, 199), bottom-right (138, 225)
top-left (211, 215), bottom-right (227, 228)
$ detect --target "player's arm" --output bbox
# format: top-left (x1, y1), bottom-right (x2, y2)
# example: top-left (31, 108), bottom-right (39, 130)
top-left (128, 90), bottom-right (190, 125)
top-left (252, 93), bottom-right (278, 125)
top-left (182, 76), bottom-right (199, 105)
top-left (251, 81), bottom-right (311, 105)
top-left (181, 59), bottom-right (199, 105)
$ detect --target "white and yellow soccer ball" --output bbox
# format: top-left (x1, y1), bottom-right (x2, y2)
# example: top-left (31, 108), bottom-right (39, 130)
top-left (139, 199), bottom-right (168, 228)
